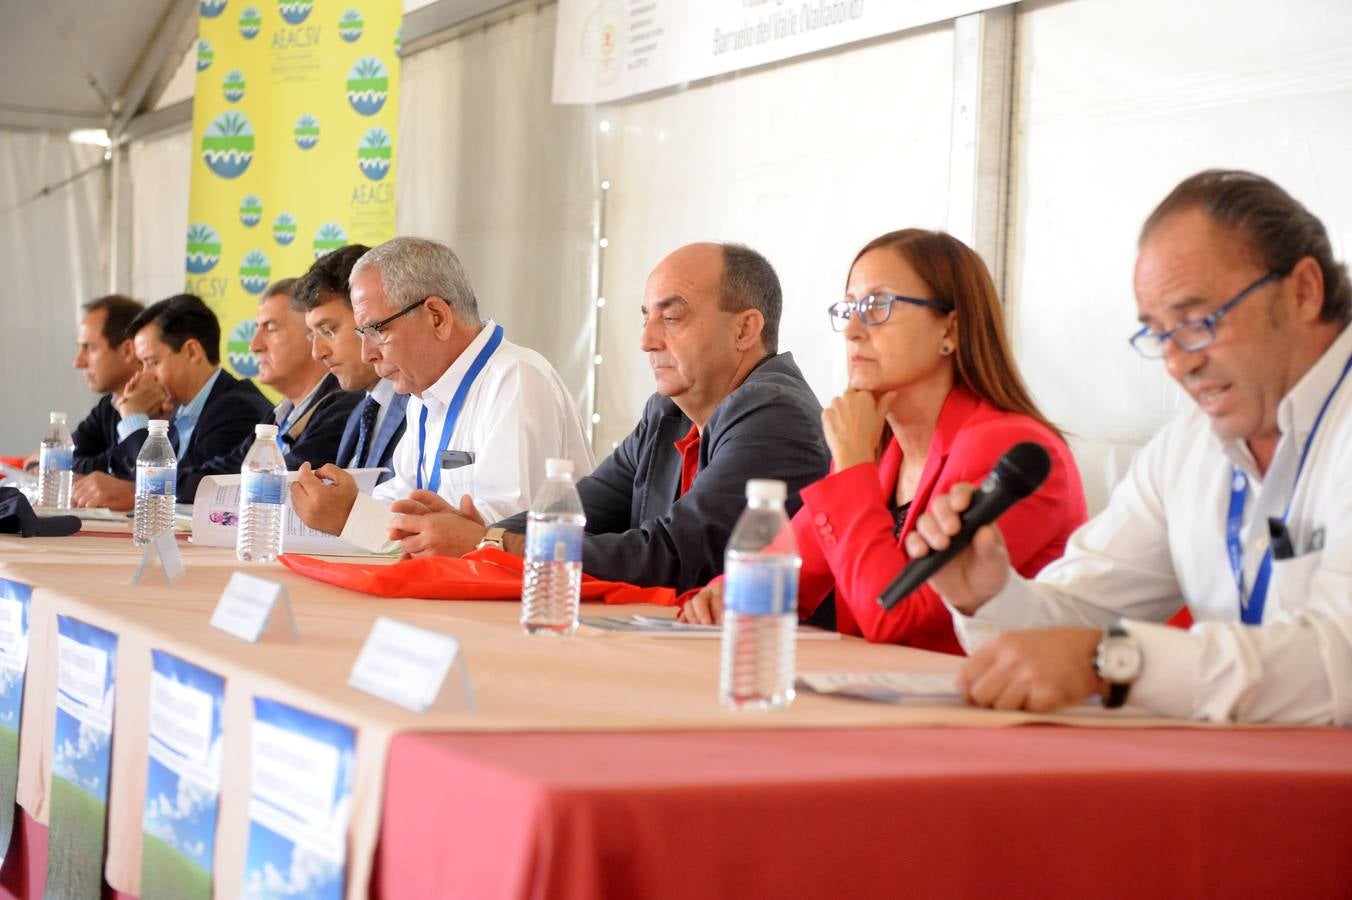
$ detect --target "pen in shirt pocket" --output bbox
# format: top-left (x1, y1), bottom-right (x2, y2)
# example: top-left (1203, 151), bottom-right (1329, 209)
top-left (1267, 517), bottom-right (1296, 561)
top-left (439, 450), bottom-right (475, 470)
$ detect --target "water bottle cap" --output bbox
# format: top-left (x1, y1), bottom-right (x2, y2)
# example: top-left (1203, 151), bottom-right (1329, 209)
top-left (745, 479), bottom-right (786, 503)
top-left (255, 423), bottom-right (279, 439)
top-left (147, 419), bottom-right (170, 434)
top-left (545, 458), bottom-right (574, 478)
top-left (49, 412), bottom-right (67, 424)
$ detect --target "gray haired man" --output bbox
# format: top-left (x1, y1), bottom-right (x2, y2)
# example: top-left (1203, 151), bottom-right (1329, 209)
top-left (291, 236), bottom-right (593, 549)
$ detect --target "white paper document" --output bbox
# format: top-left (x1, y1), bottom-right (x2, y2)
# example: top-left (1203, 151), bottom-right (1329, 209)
top-left (796, 671), bottom-right (964, 704)
top-left (582, 614), bottom-right (842, 640)
top-left (190, 468), bottom-right (388, 556)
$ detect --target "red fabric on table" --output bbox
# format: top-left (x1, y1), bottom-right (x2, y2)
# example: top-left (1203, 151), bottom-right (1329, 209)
top-left (279, 546), bottom-right (677, 605)
top-left (0, 811), bottom-right (135, 900)
top-left (375, 727), bottom-right (1352, 900)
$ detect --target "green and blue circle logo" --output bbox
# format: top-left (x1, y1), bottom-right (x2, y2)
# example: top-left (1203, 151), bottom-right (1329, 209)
top-left (346, 57), bottom-right (388, 116)
top-left (239, 194), bottom-right (262, 227)
top-left (357, 127), bottom-right (392, 181)
top-left (227, 320), bottom-right (259, 377)
top-left (185, 224), bottom-right (222, 274)
top-left (293, 114), bottom-right (319, 150)
top-left (202, 111), bottom-right (254, 178)
top-left (239, 5), bottom-right (262, 39)
top-left (196, 39), bottom-right (214, 72)
top-left (313, 223), bottom-right (347, 259)
top-left (394, 25), bottom-right (402, 55)
top-left (239, 250), bottom-right (272, 295)
top-left (339, 8), bottom-right (363, 42)
top-left (277, 0), bottom-right (312, 25)
top-left (272, 212), bottom-right (297, 246)
top-left (201, 0), bottom-right (226, 18)
top-left (222, 69), bottom-right (246, 103)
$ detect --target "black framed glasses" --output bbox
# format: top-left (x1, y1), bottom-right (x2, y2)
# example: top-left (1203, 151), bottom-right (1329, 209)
top-left (828, 293), bottom-right (954, 332)
top-left (1128, 268), bottom-right (1291, 359)
top-left (353, 297), bottom-right (428, 344)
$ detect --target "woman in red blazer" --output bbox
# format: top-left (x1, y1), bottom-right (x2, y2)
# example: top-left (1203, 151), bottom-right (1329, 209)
top-left (681, 229), bottom-right (1087, 653)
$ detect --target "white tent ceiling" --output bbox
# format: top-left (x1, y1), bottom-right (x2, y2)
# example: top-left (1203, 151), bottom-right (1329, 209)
top-left (0, 0), bottom-right (197, 134)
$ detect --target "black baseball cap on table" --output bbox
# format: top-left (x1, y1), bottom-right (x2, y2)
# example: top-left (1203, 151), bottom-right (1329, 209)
top-left (0, 487), bottom-right (81, 538)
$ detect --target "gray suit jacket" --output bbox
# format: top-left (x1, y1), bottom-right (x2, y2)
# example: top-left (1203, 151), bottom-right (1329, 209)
top-left (496, 352), bottom-right (829, 592)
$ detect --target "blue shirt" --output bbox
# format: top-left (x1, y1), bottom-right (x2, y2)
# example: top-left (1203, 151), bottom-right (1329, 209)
top-left (119, 368), bottom-right (223, 453)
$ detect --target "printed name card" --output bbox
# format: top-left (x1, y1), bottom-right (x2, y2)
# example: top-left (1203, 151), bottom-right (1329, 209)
top-left (209, 572), bottom-right (297, 643)
top-left (132, 530), bottom-right (185, 586)
top-left (348, 617), bottom-right (472, 713)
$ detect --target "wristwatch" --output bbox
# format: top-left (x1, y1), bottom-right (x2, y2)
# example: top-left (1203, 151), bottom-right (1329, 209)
top-left (476, 526), bottom-right (507, 551)
top-left (1094, 622), bottom-right (1143, 709)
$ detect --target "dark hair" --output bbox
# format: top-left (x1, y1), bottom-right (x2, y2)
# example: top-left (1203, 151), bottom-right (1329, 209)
top-left (262, 277), bottom-right (298, 302)
top-left (292, 244), bottom-right (372, 312)
top-left (1141, 169), bottom-right (1351, 326)
top-left (81, 294), bottom-right (144, 346)
top-left (127, 294), bottom-right (222, 365)
top-left (851, 229), bottom-right (1063, 440)
top-left (718, 243), bottom-right (782, 355)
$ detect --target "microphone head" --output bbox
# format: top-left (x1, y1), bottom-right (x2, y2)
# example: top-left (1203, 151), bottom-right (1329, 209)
top-left (993, 442), bottom-right (1052, 499)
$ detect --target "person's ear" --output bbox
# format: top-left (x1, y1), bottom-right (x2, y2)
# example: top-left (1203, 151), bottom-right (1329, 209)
top-left (425, 296), bottom-right (457, 339)
top-left (734, 309), bottom-right (765, 352)
top-left (1288, 256), bottom-right (1326, 325)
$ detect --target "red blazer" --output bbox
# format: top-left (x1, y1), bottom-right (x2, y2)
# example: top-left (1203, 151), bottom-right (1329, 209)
top-left (795, 387), bottom-right (1087, 654)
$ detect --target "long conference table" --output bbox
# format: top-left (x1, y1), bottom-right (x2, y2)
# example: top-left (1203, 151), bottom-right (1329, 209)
top-left (0, 531), bottom-right (1350, 899)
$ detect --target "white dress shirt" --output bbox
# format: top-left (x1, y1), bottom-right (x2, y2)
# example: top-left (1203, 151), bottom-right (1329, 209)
top-left (342, 321), bottom-right (594, 550)
top-left (950, 323), bottom-right (1352, 725)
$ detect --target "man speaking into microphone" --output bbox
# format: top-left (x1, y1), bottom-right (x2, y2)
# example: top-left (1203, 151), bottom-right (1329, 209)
top-left (908, 171), bottom-right (1352, 726)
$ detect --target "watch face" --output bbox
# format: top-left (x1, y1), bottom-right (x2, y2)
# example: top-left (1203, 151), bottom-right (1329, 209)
top-left (1100, 638), bottom-right (1143, 682)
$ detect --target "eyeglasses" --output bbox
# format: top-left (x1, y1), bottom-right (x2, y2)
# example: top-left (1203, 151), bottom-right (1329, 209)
top-left (353, 297), bottom-right (428, 344)
top-left (305, 322), bottom-right (340, 343)
top-left (828, 293), bottom-right (954, 332)
top-left (1128, 268), bottom-right (1291, 359)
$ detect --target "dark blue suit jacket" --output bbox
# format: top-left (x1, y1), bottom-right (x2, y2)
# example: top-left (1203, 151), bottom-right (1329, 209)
top-left (335, 389), bottom-right (408, 483)
top-left (72, 394), bottom-right (134, 478)
top-left (114, 369), bottom-right (273, 502)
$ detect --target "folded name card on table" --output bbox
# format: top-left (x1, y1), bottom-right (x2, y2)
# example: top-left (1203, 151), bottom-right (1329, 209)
top-left (131, 529), bottom-right (184, 586)
top-left (190, 468), bottom-right (387, 556)
top-left (797, 671), bottom-right (963, 704)
top-left (582, 615), bottom-right (842, 640)
top-left (210, 572), bottom-right (298, 643)
top-left (348, 617), bottom-right (473, 713)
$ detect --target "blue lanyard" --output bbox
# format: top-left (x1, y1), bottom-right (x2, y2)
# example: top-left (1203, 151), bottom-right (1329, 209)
top-left (1227, 350), bottom-right (1352, 623)
top-left (417, 324), bottom-right (503, 494)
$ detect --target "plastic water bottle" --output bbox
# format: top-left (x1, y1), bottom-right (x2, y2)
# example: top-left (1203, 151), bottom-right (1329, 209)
top-left (236, 423), bottom-right (287, 563)
top-left (521, 458), bottom-right (586, 635)
top-left (133, 419), bottom-right (177, 545)
top-left (36, 412), bottom-right (74, 509)
top-left (719, 479), bottom-right (801, 710)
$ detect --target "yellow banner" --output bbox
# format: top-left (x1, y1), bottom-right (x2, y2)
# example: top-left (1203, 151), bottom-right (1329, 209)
top-left (186, 0), bottom-right (400, 387)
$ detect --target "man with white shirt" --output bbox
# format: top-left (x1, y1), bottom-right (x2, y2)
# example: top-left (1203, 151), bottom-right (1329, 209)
top-left (290, 236), bottom-right (592, 548)
top-left (292, 244), bottom-right (407, 482)
top-left (907, 170), bottom-right (1352, 725)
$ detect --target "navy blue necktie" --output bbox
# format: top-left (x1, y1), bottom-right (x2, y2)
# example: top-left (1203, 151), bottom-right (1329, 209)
top-left (351, 395), bottom-right (380, 467)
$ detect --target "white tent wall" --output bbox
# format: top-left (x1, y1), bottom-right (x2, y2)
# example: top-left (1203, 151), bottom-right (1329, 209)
top-left (0, 131), bottom-right (108, 453)
top-left (129, 127), bottom-right (192, 302)
top-left (1009, 0), bottom-right (1352, 513)
top-left (592, 24), bottom-right (957, 452)
top-left (397, 4), bottom-right (600, 421)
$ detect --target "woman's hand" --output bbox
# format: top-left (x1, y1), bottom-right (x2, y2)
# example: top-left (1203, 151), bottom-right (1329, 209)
top-left (821, 389), bottom-right (895, 471)
top-left (677, 581), bottom-right (724, 625)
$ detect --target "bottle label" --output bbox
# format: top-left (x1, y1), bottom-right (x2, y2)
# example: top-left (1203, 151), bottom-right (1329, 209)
top-left (526, 522), bottom-right (583, 563)
top-left (136, 466), bottom-right (176, 497)
top-left (242, 472), bottom-right (286, 505)
top-left (723, 558), bottom-right (800, 616)
top-left (39, 446), bottom-right (73, 474)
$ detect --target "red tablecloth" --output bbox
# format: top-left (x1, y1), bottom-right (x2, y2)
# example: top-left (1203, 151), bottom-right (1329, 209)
top-left (374, 727), bottom-right (1352, 900)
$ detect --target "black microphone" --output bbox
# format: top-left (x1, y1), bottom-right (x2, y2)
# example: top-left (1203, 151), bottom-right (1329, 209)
top-left (877, 441), bottom-right (1052, 611)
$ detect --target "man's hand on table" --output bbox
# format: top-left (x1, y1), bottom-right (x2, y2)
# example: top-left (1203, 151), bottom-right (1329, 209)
top-left (677, 581), bottom-right (724, 625)
top-left (290, 463), bottom-right (358, 536)
top-left (388, 492), bottom-right (486, 558)
top-left (71, 472), bottom-right (134, 510)
top-left (957, 628), bottom-right (1105, 712)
